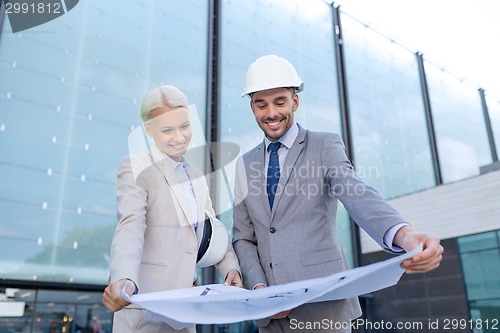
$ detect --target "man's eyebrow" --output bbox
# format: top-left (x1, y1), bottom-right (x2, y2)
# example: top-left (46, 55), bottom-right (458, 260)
top-left (253, 95), bottom-right (287, 104)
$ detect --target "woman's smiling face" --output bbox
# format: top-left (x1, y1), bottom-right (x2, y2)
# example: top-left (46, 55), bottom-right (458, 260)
top-left (145, 106), bottom-right (192, 161)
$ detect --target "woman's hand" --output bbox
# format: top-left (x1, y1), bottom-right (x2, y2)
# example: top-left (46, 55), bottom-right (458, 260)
top-left (102, 279), bottom-right (136, 312)
top-left (224, 269), bottom-right (243, 288)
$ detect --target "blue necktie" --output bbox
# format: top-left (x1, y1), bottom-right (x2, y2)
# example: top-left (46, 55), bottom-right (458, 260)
top-left (267, 142), bottom-right (281, 209)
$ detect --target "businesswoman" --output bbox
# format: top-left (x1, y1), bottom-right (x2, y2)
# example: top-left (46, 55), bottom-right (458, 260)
top-left (103, 85), bottom-right (242, 333)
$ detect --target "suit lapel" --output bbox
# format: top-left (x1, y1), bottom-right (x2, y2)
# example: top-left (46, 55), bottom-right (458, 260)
top-left (149, 147), bottom-right (195, 230)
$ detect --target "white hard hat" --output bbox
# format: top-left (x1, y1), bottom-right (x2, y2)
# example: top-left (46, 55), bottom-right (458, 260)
top-left (242, 54), bottom-right (304, 97)
top-left (196, 211), bottom-right (230, 268)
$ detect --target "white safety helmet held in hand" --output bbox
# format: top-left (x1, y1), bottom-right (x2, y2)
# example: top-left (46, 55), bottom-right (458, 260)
top-left (196, 210), bottom-right (230, 268)
top-left (242, 54), bottom-right (304, 97)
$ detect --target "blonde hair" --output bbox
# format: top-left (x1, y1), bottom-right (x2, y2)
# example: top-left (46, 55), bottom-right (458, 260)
top-left (140, 85), bottom-right (189, 122)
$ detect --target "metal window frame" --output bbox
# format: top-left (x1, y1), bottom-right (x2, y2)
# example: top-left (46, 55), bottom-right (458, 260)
top-left (0, 279), bottom-right (106, 292)
top-left (479, 88), bottom-right (499, 162)
top-left (416, 52), bottom-right (443, 185)
top-left (201, 3), bottom-right (220, 330)
top-left (0, 0), bottom-right (6, 38)
top-left (331, 3), bottom-right (363, 270)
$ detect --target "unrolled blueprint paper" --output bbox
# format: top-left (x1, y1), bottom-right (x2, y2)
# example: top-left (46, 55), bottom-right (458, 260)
top-left (122, 244), bottom-right (422, 330)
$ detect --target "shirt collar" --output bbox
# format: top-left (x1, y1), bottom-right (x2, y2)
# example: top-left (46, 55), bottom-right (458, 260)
top-left (163, 153), bottom-right (189, 171)
top-left (264, 122), bottom-right (299, 150)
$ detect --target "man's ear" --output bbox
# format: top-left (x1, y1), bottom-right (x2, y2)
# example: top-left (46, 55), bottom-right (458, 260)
top-left (292, 93), bottom-right (299, 112)
top-left (250, 99), bottom-right (257, 114)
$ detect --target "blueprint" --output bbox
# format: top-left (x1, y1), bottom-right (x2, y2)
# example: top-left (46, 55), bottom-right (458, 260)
top-left (122, 244), bottom-right (422, 330)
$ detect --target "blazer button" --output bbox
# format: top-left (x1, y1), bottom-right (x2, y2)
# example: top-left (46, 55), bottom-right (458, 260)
top-left (270, 262), bottom-right (273, 269)
top-left (270, 227), bottom-right (276, 233)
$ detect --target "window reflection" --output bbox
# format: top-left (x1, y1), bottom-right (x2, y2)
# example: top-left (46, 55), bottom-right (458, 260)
top-left (341, 14), bottom-right (435, 199)
top-left (219, 0), bottom-right (349, 263)
top-left (0, 288), bottom-right (112, 333)
top-left (0, 0), bottom-right (208, 284)
top-left (459, 231), bottom-right (500, 332)
top-left (425, 62), bottom-right (492, 183)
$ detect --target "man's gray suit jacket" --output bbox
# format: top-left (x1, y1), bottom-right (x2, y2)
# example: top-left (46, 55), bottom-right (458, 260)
top-left (233, 124), bottom-right (406, 328)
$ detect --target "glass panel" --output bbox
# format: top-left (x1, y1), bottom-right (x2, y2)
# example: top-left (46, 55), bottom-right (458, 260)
top-left (461, 249), bottom-right (500, 301)
top-left (220, 0), bottom-right (341, 154)
top-left (424, 61), bottom-right (492, 183)
top-left (341, 13), bottom-right (435, 199)
top-left (469, 300), bottom-right (500, 333)
top-left (0, 164), bottom-right (63, 207)
top-left (0, 288), bottom-right (35, 333)
top-left (458, 231), bottom-right (498, 253)
top-left (33, 303), bottom-right (75, 333)
top-left (459, 231), bottom-right (500, 333)
top-left (219, 0), bottom-right (350, 262)
top-left (486, 94), bottom-right (500, 159)
top-left (0, 288), bottom-right (113, 333)
top-left (75, 304), bottom-right (113, 333)
top-left (0, 0), bottom-right (208, 284)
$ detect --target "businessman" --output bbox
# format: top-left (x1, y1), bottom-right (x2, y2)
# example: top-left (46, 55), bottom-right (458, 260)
top-left (232, 55), bottom-right (443, 332)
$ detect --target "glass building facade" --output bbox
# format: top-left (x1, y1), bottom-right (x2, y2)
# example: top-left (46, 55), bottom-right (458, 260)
top-left (458, 231), bottom-right (500, 333)
top-left (1, 1), bottom-right (499, 332)
top-left (341, 13), bottom-right (435, 198)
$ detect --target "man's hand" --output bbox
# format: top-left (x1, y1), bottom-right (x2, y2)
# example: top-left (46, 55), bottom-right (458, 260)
top-left (224, 269), bottom-right (243, 288)
top-left (394, 226), bottom-right (444, 273)
top-left (254, 284), bottom-right (292, 319)
top-left (102, 279), bottom-right (136, 312)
